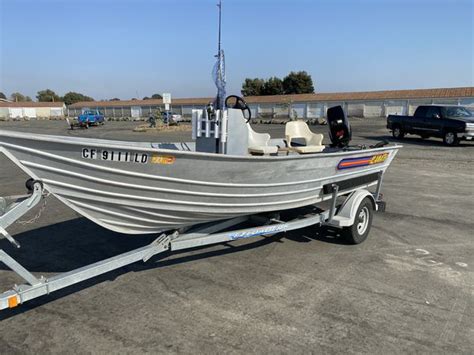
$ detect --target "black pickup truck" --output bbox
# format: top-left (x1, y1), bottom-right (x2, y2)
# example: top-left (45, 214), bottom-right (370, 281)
top-left (387, 105), bottom-right (474, 146)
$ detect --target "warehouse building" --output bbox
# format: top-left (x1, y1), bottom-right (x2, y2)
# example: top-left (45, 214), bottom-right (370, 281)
top-left (67, 87), bottom-right (474, 120)
top-left (0, 101), bottom-right (66, 119)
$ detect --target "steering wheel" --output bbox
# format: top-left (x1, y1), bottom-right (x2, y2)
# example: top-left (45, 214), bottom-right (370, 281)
top-left (225, 95), bottom-right (252, 123)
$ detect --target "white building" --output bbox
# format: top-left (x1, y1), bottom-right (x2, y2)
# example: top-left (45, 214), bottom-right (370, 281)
top-left (65, 86), bottom-right (474, 120)
top-left (0, 102), bottom-right (66, 120)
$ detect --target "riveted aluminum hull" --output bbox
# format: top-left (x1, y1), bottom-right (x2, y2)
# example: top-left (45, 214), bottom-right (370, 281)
top-left (0, 130), bottom-right (400, 234)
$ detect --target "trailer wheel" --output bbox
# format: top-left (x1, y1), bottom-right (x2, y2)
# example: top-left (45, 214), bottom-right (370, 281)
top-left (392, 126), bottom-right (404, 139)
top-left (343, 197), bottom-right (374, 244)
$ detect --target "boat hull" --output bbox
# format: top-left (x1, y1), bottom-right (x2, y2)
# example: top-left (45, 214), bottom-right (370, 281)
top-left (0, 130), bottom-right (400, 234)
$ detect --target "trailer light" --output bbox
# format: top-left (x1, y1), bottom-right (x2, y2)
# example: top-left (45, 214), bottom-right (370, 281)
top-left (8, 295), bottom-right (19, 308)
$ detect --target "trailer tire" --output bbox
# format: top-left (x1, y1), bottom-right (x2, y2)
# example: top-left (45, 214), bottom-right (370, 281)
top-left (343, 197), bottom-right (373, 244)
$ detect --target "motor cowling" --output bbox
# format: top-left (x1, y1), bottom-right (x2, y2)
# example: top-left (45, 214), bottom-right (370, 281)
top-left (327, 105), bottom-right (351, 147)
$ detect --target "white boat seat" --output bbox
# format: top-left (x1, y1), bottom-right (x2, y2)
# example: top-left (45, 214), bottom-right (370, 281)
top-left (248, 125), bottom-right (278, 155)
top-left (285, 120), bottom-right (325, 154)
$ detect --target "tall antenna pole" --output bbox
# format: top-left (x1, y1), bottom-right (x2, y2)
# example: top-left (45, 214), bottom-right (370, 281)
top-left (217, 0), bottom-right (222, 54)
top-left (213, 0), bottom-right (226, 112)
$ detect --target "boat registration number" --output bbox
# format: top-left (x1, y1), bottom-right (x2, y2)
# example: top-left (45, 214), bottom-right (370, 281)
top-left (81, 149), bottom-right (176, 165)
top-left (82, 149), bottom-right (149, 164)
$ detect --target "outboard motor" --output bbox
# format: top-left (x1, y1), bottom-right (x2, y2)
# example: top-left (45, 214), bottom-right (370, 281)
top-left (327, 105), bottom-right (351, 147)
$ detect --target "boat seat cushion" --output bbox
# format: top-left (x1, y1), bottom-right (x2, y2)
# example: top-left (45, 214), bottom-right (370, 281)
top-left (248, 125), bottom-right (278, 155)
top-left (285, 120), bottom-right (325, 154)
top-left (290, 145), bottom-right (325, 154)
top-left (248, 145), bottom-right (278, 155)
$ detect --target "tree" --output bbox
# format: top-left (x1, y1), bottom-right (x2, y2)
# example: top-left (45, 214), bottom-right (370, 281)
top-left (10, 92), bottom-right (26, 102)
top-left (151, 94), bottom-right (162, 99)
top-left (36, 89), bottom-right (61, 102)
top-left (241, 78), bottom-right (265, 96)
top-left (109, 98), bottom-right (120, 101)
top-left (282, 71), bottom-right (314, 94)
top-left (0, 92), bottom-right (6, 99)
top-left (62, 92), bottom-right (94, 106)
top-left (262, 77), bottom-right (284, 95)
top-left (25, 96), bottom-right (33, 101)
top-left (143, 96), bottom-right (151, 100)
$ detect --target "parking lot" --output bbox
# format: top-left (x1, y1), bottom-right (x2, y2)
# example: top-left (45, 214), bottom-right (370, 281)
top-left (0, 119), bottom-right (472, 353)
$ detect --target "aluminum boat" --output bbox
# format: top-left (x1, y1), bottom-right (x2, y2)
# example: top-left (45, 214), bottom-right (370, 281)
top-left (0, 105), bottom-right (400, 235)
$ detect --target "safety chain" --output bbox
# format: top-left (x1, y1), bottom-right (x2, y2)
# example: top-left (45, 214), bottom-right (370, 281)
top-left (16, 193), bottom-right (51, 226)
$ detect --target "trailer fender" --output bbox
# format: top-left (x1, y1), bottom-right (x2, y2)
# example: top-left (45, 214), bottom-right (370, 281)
top-left (327, 190), bottom-right (376, 228)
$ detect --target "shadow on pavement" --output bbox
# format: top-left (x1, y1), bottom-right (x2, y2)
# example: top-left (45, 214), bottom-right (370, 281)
top-left (0, 217), bottom-right (348, 319)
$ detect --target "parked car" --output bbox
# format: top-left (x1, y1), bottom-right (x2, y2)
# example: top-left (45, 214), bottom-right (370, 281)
top-left (387, 105), bottom-right (474, 146)
top-left (78, 110), bottom-right (105, 127)
top-left (161, 111), bottom-right (183, 124)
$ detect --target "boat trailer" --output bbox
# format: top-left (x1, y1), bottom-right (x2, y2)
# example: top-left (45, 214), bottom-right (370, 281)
top-left (0, 176), bottom-right (385, 311)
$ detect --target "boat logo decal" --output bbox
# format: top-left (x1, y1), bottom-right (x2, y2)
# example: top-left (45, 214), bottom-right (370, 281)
top-left (229, 224), bottom-right (288, 240)
top-left (82, 148), bottom-right (149, 164)
top-left (151, 154), bottom-right (176, 165)
top-left (337, 153), bottom-right (389, 170)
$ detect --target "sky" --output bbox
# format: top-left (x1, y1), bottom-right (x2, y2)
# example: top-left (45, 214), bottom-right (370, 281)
top-left (0, 0), bottom-right (473, 101)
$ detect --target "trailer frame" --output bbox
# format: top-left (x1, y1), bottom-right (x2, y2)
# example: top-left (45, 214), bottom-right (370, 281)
top-left (0, 175), bottom-right (384, 311)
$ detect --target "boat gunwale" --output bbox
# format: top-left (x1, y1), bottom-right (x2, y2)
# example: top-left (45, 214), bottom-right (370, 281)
top-left (0, 129), bottom-right (402, 161)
